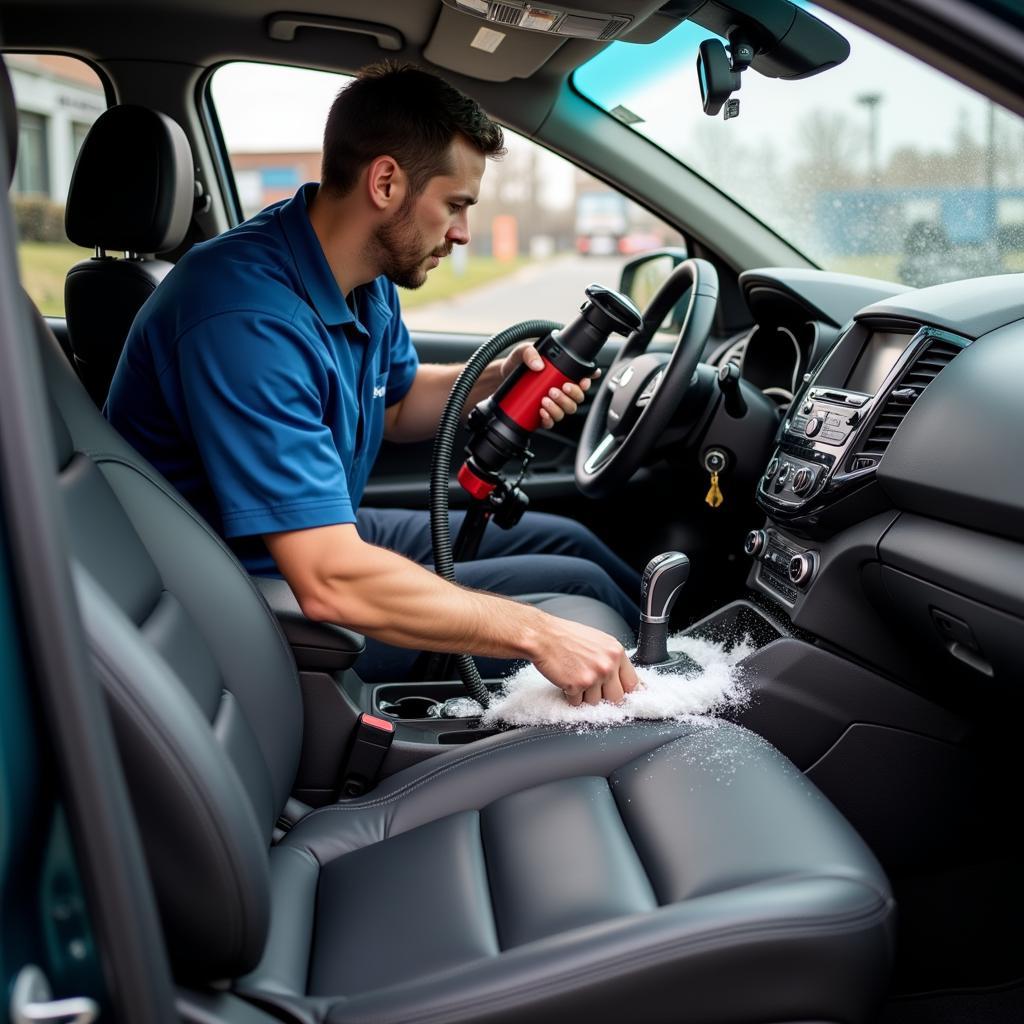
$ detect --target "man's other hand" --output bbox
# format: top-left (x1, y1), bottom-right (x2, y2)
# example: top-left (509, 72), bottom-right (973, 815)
top-left (499, 342), bottom-right (600, 429)
top-left (529, 616), bottom-right (639, 706)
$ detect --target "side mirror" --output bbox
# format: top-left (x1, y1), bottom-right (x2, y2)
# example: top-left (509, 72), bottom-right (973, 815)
top-left (618, 248), bottom-right (689, 330)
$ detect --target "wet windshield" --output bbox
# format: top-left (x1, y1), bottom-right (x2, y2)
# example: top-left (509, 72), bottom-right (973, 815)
top-left (574, 3), bottom-right (1024, 287)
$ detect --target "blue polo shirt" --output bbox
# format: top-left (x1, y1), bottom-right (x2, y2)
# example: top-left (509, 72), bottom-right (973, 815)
top-left (105, 183), bottom-right (419, 575)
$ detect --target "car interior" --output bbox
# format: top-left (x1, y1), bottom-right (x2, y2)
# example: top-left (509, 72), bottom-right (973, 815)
top-left (0, 1), bottom-right (1022, 1022)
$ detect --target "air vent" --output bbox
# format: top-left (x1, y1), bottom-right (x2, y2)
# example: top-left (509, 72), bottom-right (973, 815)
top-left (599, 15), bottom-right (630, 38)
top-left (856, 334), bottom-right (965, 463)
top-left (488, 2), bottom-right (522, 25)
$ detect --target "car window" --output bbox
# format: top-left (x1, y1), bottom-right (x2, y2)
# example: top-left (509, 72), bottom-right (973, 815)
top-left (209, 61), bottom-right (684, 335)
top-left (575, 3), bottom-right (1024, 288)
top-left (3, 54), bottom-right (105, 314)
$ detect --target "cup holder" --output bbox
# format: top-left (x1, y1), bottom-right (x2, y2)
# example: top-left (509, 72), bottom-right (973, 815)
top-left (377, 695), bottom-right (442, 720)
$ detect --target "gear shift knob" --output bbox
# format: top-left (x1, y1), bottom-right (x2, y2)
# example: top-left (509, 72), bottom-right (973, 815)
top-left (640, 551), bottom-right (690, 621)
top-left (634, 552), bottom-right (690, 666)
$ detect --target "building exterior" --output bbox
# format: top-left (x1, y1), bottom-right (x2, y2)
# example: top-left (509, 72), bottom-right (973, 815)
top-left (228, 151), bottom-right (322, 217)
top-left (5, 54), bottom-right (105, 201)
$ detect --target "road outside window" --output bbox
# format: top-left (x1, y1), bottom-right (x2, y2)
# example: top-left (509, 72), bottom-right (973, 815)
top-left (211, 62), bottom-right (684, 335)
top-left (4, 54), bottom-right (105, 314)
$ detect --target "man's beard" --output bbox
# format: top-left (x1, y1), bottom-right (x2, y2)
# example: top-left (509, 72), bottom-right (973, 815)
top-left (372, 195), bottom-right (451, 289)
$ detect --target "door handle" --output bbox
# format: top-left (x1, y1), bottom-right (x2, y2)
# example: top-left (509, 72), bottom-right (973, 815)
top-left (10, 966), bottom-right (99, 1024)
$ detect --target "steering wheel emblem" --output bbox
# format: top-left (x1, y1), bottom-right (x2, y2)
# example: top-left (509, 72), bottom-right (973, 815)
top-left (610, 365), bottom-right (635, 389)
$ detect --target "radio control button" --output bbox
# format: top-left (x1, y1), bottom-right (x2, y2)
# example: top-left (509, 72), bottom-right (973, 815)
top-left (804, 416), bottom-right (823, 437)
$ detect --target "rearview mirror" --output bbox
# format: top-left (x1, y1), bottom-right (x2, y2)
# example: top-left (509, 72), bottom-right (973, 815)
top-left (697, 39), bottom-right (740, 116)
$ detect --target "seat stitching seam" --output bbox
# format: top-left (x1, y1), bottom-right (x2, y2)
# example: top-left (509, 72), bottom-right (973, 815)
top-left (603, 776), bottom-right (660, 909)
top-left (475, 808), bottom-right (503, 955)
top-left (301, 725), bottom-right (702, 817)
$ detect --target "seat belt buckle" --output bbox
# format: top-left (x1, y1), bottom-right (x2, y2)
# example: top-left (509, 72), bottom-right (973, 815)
top-left (339, 713), bottom-right (395, 797)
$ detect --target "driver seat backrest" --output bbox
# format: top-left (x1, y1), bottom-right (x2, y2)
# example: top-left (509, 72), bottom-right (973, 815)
top-left (34, 294), bottom-right (300, 980)
top-left (64, 104), bottom-right (195, 407)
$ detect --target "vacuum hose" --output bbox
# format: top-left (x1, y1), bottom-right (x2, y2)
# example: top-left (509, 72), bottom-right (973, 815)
top-left (429, 320), bottom-right (562, 708)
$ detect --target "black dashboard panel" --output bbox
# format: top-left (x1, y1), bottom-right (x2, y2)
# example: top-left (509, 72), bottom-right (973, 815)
top-left (878, 316), bottom-right (1024, 543)
top-left (741, 269), bottom-right (1024, 696)
top-left (740, 268), bottom-right (905, 328)
top-left (856, 274), bottom-right (1024, 339)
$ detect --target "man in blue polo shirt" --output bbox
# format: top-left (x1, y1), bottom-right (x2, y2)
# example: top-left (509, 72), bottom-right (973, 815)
top-left (107, 61), bottom-right (641, 705)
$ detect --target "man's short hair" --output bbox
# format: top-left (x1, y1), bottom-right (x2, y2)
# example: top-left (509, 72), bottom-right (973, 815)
top-left (321, 61), bottom-right (505, 197)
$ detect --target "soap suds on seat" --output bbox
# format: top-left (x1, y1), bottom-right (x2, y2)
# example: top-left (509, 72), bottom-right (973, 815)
top-left (482, 634), bottom-right (753, 729)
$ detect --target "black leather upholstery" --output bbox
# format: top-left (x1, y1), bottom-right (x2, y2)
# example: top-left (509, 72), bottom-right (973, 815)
top-left (65, 105), bottom-right (194, 254)
top-left (515, 592), bottom-right (633, 645)
top-left (33, 290), bottom-right (895, 1019)
top-left (244, 723), bottom-right (893, 1022)
top-left (66, 257), bottom-right (175, 405)
top-left (63, 105), bottom-right (194, 406)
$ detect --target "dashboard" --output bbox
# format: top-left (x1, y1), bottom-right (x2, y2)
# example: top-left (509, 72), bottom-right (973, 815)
top-left (733, 269), bottom-right (1024, 700)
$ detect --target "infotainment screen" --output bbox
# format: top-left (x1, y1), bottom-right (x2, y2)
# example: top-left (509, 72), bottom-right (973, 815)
top-left (845, 331), bottom-right (910, 394)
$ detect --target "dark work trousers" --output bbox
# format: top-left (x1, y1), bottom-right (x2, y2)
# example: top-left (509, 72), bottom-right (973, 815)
top-left (354, 506), bottom-right (642, 682)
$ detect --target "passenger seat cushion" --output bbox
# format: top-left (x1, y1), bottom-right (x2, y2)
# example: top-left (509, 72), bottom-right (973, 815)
top-left (239, 722), bottom-right (894, 1023)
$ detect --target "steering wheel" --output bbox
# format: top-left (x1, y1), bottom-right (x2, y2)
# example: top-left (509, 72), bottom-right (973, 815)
top-left (575, 258), bottom-right (719, 499)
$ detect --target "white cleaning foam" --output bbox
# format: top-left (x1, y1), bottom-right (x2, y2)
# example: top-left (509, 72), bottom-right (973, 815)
top-left (481, 633), bottom-right (753, 729)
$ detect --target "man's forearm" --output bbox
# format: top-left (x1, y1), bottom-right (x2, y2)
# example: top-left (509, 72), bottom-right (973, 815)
top-left (270, 525), bottom-right (546, 659)
top-left (265, 523), bottom-right (638, 704)
top-left (384, 361), bottom-right (503, 443)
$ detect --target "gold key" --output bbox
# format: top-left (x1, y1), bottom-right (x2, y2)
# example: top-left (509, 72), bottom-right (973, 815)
top-left (705, 470), bottom-right (724, 508)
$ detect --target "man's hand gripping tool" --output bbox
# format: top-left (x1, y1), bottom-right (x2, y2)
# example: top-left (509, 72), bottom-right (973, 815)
top-left (456, 284), bottom-right (642, 525)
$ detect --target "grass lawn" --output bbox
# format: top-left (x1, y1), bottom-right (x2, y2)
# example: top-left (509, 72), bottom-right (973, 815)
top-left (397, 255), bottom-right (529, 309)
top-left (18, 241), bottom-right (529, 317)
top-left (18, 241), bottom-right (92, 316)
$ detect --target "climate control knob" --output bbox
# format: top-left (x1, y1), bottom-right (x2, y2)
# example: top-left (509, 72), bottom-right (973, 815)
top-left (744, 529), bottom-right (766, 557)
top-left (792, 466), bottom-right (815, 495)
top-left (788, 553), bottom-right (815, 587)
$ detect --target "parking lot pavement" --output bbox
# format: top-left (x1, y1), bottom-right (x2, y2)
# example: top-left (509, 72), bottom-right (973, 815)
top-left (402, 254), bottom-right (624, 335)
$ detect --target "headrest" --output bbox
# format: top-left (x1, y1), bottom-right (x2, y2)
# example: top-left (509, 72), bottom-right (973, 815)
top-left (1, 60), bottom-right (18, 190)
top-left (66, 105), bottom-right (195, 254)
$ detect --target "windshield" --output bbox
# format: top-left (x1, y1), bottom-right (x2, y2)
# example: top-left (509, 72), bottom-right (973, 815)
top-left (574, 3), bottom-right (1024, 287)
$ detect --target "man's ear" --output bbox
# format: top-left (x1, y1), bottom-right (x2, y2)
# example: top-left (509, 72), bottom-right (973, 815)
top-left (366, 155), bottom-right (407, 212)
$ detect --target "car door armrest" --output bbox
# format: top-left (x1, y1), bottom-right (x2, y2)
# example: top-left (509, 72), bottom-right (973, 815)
top-left (253, 576), bottom-right (365, 671)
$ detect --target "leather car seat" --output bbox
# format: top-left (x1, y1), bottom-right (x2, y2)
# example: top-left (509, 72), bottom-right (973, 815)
top-left (64, 103), bottom-right (194, 406)
top-left (5, 59), bottom-right (895, 1022)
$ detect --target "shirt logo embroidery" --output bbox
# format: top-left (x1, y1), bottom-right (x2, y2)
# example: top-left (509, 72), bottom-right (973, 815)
top-left (373, 385), bottom-right (386, 399)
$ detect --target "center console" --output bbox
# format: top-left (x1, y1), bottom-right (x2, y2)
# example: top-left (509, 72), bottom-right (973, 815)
top-left (748, 317), bottom-right (971, 607)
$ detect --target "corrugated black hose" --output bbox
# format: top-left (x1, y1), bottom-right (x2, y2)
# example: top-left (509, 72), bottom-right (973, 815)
top-left (429, 320), bottom-right (563, 709)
